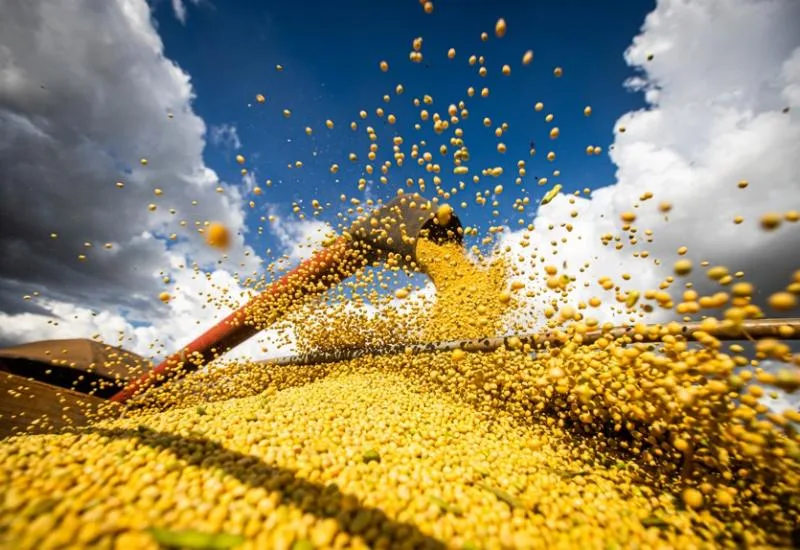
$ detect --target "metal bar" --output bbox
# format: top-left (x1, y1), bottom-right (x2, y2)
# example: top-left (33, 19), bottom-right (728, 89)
top-left (108, 193), bottom-right (463, 404)
top-left (109, 237), bottom-right (366, 403)
top-left (263, 317), bottom-right (800, 368)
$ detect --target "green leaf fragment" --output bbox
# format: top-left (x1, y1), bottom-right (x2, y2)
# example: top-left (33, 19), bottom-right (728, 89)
top-left (24, 497), bottom-right (59, 517)
top-left (477, 482), bottom-right (524, 509)
top-left (428, 495), bottom-right (464, 516)
top-left (641, 516), bottom-right (670, 529)
top-left (350, 510), bottom-right (372, 533)
top-left (292, 540), bottom-right (315, 550)
top-left (147, 527), bottom-right (245, 549)
top-left (560, 470), bottom-right (591, 478)
top-left (362, 449), bottom-right (381, 464)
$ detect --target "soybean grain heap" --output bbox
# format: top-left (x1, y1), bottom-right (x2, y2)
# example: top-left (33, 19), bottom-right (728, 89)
top-left (3, 226), bottom-right (800, 548)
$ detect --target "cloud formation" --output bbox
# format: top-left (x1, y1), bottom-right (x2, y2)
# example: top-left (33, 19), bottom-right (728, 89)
top-left (209, 123), bottom-right (242, 151)
top-left (170, 0), bottom-right (201, 24)
top-left (1, 0), bottom-right (797, 374)
top-left (267, 209), bottom-right (334, 264)
top-left (499, 0), bottom-right (800, 332)
top-left (0, 0), bottom-right (266, 354)
top-left (0, 253), bottom-right (294, 361)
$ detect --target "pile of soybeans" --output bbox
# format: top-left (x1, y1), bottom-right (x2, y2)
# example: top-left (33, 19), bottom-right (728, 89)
top-left (2, 4), bottom-right (800, 550)
top-left (2, 234), bottom-right (799, 549)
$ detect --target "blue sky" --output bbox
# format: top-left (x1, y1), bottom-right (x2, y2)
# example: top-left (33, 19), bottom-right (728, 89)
top-left (153, 0), bottom-right (653, 260)
top-left (2, 0), bottom-right (798, 363)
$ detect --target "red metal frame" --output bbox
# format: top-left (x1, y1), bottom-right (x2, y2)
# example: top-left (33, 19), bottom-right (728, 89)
top-left (109, 237), bottom-right (364, 403)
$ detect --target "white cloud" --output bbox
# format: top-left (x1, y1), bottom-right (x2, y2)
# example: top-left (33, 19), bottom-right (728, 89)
top-left (170, 0), bottom-right (201, 24)
top-left (209, 123), bottom-right (242, 150)
top-left (2, 0), bottom-right (798, 377)
top-left (0, 248), bottom-right (296, 362)
top-left (0, 0), bottom-right (265, 354)
top-left (498, 0), bottom-right (800, 335)
top-left (267, 209), bottom-right (334, 264)
top-left (755, 360), bottom-right (800, 418)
